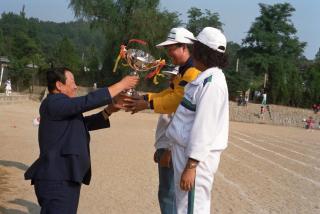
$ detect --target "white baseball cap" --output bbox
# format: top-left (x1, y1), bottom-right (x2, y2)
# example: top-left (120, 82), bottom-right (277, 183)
top-left (156, 27), bottom-right (196, 47)
top-left (193, 27), bottom-right (227, 53)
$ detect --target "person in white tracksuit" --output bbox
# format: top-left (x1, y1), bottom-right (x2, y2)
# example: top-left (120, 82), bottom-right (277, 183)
top-left (166, 27), bottom-right (229, 214)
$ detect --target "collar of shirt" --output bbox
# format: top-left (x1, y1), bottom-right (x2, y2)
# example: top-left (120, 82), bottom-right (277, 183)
top-left (178, 57), bottom-right (193, 77)
top-left (190, 67), bottom-right (223, 85)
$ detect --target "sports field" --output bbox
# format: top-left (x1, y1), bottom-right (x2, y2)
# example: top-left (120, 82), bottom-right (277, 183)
top-left (0, 101), bottom-right (319, 213)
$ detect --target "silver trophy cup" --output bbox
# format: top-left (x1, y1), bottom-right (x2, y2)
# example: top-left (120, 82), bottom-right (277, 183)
top-left (124, 48), bottom-right (158, 96)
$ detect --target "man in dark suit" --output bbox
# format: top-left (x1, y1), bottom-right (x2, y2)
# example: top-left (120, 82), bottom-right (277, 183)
top-left (25, 67), bottom-right (138, 213)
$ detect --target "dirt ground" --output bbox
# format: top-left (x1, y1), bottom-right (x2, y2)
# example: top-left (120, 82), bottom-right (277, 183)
top-left (0, 100), bottom-right (319, 214)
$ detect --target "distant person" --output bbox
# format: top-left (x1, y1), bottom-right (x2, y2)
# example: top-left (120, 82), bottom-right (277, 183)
top-left (266, 105), bottom-right (272, 120)
top-left (312, 104), bottom-right (318, 114)
top-left (5, 79), bottom-right (12, 96)
top-left (260, 105), bottom-right (265, 119)
top-left (24, 67), bottom-right (138, 214)
top-left (253, 90), bottom-right (261, 103)
top-left (166, 27), bottom-right (229, 214)
top-left (244, 95), bottom-right (249, 106)
top-left (261, 90), bottom-right (267, 105)
top-left (306, 116), bottom-right (315, 130)
top-left (93, 82), bottom-right (97, 90)
top-left (259, 90), bottom-right (268, 119)
top-left (237, 94), bottom-right (243, 106)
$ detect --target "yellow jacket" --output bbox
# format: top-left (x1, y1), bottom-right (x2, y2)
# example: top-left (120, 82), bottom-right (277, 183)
top-left (148, 66), bottom-right (200, 114)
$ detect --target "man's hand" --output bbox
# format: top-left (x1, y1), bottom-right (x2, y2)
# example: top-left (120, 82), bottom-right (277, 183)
top-left (153, 150), bottom-right (158, 163)
top-left (180, 168), bottom-right (196, 191)
top-left (180, 159), bottom-right (198, 191)
top-left (159, 150), bottom-right (172, 168)
top-left (113, 93), bottom-right (131, 109)
top-left (123, 98), bottom-right (149, 114)
top-left (119, 75), bottom-right (139, 90)
top-left (108, 76), bottom-right (139, 98)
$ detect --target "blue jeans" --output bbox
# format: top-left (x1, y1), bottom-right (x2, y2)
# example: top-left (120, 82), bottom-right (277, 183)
top-left (156, 148), bottom-right (176, 214)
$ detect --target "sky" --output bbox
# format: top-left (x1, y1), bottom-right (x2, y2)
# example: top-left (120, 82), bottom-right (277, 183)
top-left (0, 0), bottom-right (319, 59)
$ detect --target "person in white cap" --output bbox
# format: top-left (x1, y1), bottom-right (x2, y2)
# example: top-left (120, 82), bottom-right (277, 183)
top-left (124, 27), bottom-right (200, 214)
top-left (166, 27), bottom-right (229, 214)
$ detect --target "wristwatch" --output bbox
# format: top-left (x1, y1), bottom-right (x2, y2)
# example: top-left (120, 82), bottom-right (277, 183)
top-left (185, 158), bottom-right (199, 169)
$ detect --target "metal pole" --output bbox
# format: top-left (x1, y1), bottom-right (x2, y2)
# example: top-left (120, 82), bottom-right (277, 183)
top-left (0, 64), bottom-right (4, 87)
top-left (263, 73), bottom-right (268, 88)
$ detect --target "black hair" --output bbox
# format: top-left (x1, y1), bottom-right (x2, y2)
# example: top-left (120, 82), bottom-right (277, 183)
top-left (46, 67), bottom-right (70, 93)
top-left (192, 41), bottom-right (228, 69)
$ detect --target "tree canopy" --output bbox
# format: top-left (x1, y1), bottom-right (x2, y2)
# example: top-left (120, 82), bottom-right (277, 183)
top-left (240, 3), bottom-right (307, 106)
top-left (69, 0), bottom-right (180, 87)
top-left (0, 2), bottom-right (319, 107)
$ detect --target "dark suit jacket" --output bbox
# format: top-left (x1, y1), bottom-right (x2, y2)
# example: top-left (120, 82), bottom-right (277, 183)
top-left (25, 88), bottom-right (112, 185)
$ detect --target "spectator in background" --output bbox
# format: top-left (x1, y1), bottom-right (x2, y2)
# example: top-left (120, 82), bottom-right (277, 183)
top-left (5, 79), bottom-right (12, 96)
top-left (305, 116), bottom-right (315, 130)
top-left (261, 90), bottom-right (267, 106)
top-left (253, 90), bottom-right (261, 103)
top-left (244, 95), bottom-right (249, 106)
top-left (93, 82), bottom-right (97, 90)
top-left (312, 104), bottom-right (318, 114)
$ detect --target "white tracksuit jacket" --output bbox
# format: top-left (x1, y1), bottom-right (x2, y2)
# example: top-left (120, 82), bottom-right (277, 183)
top-left (166, 67), bottom-right (229, 214)
top-left (154, 114), bottom-right (174, 149)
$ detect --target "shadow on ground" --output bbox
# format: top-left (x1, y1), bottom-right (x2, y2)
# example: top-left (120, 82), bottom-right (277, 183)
top-left (0, 199), bottom-right (39, 214)
top-left (0, 160), bottom-right (29, 171)
top-left (0, 161), bottom-right (38, 213)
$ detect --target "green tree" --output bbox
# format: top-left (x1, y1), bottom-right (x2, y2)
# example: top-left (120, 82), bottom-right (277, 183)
top-left (52, 37), bottom-right (81, 74)
top-left (69, 0), bottom-right (180, 87)
top-left (0, 28), bottom-right (4, 55)
top-left (303, 60), bottom-right (320, 106)
top-left (0, 11), bottom-right (111, 88)
top-left (76, 44), bottom-right (101, 86)
top-left (240, 3), bottom-right (306, 105)
top-left (186, 7), bottom-right (223, 35)
top-left (305, 48), bottom-right (320, 105)
top-left (0, 12), bottom-right (44, 91)
top-left (224, 42), bottom-right (260, 99)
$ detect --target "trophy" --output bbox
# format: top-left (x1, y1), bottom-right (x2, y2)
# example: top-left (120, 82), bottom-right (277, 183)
top-left (113, 40), bottom-right (165, 96)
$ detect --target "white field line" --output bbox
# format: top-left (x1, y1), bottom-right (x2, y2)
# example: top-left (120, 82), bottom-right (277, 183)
top-left (230, 135), bottom-right (320, 172)
top-left (233, 131), bottom-right (320, 163)
top-left (258, 133), bottom-right (320, 151)
top-left (260, 134), bottom-right (320, 156)
top-left (216, 172), bottom-right (269, 214)
top-left (229, 140), bottom-right (320, 188)
top-left (236, 131), bottom-right (320, 156)
top-left (270, 133), bottom-right (320, 147)
top-left (223, 153), bottom-right (311, 202)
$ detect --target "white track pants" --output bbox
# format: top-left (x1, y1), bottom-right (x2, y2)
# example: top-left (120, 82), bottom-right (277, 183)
top-left (172, 144), bottom-right (222, 214)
